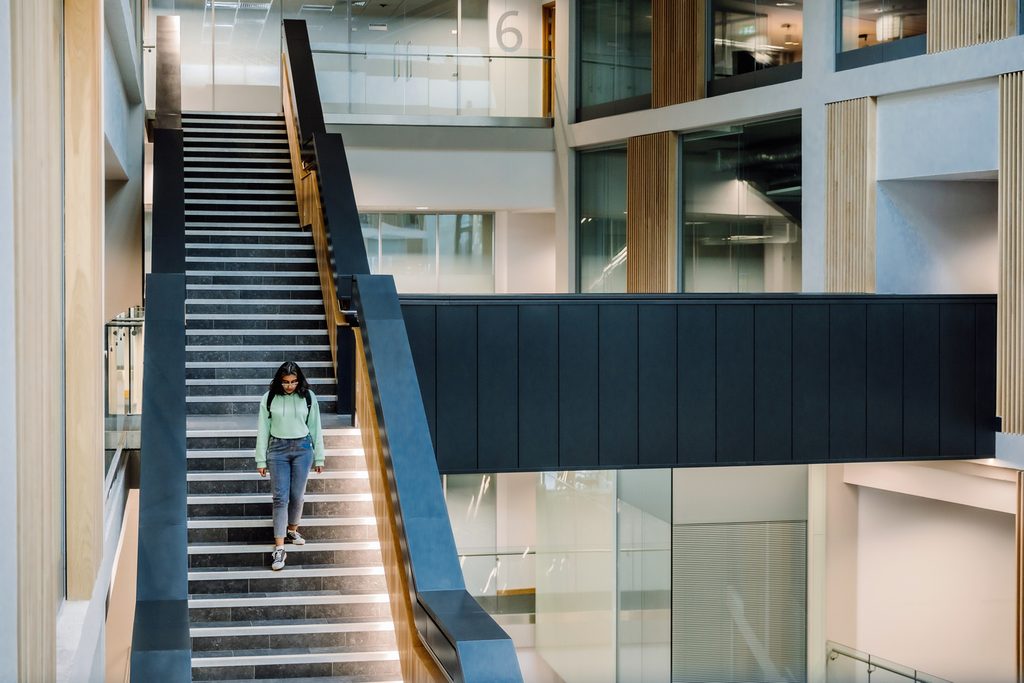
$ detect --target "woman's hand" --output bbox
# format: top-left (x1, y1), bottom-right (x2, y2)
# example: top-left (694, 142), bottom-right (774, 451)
top-left (313, 465), bottom-right (323, 474)
top-left (258, 467), bottom-right (268, 477)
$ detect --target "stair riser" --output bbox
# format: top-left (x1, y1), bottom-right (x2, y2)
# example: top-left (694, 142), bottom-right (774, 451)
top-left (186, 288), bottom-right (321, 300)
top-left (188, 572), bottom-right (386, 596)
top-left (186, 301), bottom-right (322, 315)
top-left (186, 478), bottom-right (367, 496)
top-left (183, 216), bottom-right (299, 227)
top-left (186, 366), bottom-right (334, 381)
top-left (186, 320), bottom-right (329, 333)
top-left (185, 234), bottom-right (311, 247)
top-left (190, 629), bottom-right (396, 652)
top-left (187, 454), bottom-right (364, 472)
top-left (186, 434), bottom-right (361, 450)
top-left (191, 658), bottom-right (400, 681)
top-left (186, 274), bottom-right (320, 287)
top-left (185, 333), bottom-right (328, 346)
top-left (186, 247), bottom-right (311, 260)
top-left (184, 150), bottom-right (290, 161)
top-left (187, 401), bottom-right (338, 416)
top-left (187, 501), bottom-right (373, 519)
top-left (189, 601), bottom-right (392, 625)
top-left (185, 350), bottom-right (333, 364)
top-left (189, 549), bottom-right (381, 569)
top-left (188, 524), bottom-right (378, 544)
top-left (186, 264), bottom-right (316, 276)
top-left (186, 383), bottom-right (336, 398)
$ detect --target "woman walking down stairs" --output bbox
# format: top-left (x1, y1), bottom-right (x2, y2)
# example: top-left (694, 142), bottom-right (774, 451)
top-left (180, 111), bottom-right (402, 682)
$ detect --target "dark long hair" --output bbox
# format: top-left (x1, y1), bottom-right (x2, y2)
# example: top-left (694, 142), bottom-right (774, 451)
top-left (268, 361), bottom-right (311, 401)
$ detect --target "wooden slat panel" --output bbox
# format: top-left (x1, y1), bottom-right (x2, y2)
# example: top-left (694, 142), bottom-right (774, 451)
top-left (12, 0), bottom-right (63, 679)
top-left (64, 0), bottom-right (105, 602)
top-left (283, 58), bottom-right (343, 374)
top-left (356, 337), bottom-right (446, 683)
top-left (928, 0), bottom-right (1017, 53)
top-left (626, 132), bottom-right (678, 293)
top-left (1000, 72), bottom-right (1024, 434)
top-left (652, 0), bottom-right (705, 107)
top-left (825, 97), bottom-right (877, 294)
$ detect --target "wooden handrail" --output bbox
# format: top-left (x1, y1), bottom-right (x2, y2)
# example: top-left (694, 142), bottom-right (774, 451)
top-left (282, 55), bottom-right (344, 377)
top-left (356, 334), bottom-right (449, 683)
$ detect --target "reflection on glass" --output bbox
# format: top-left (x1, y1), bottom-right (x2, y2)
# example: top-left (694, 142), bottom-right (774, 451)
top-left (211, 0), bottom-right (283, 112)
top-left (681, 116), bottom-right (802, 293)
top-left (105, 307), bottom-right (144, 478)
top-left (839, 0), bottom-right (927, 52)
top-left (290, 0), bottom-right (547, 118)
top-left (148, 0), bottom-right (214, 110)
top-left (710, 0), bottom-right (803, 79)
top-left (536, 471), bottom-right (616, 683)
top-left (578, 0), bottom-right (652, 111)
top-left (616, 470), bottom-right (671, 683)
top-left (578, 147), bottom-right (627, 293)
top-left (361, 212), bottom-right (494, 293)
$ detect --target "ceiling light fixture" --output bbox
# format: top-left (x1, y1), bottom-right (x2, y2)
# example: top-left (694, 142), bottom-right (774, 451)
top-left (776, 1), bottom-right (797, 6)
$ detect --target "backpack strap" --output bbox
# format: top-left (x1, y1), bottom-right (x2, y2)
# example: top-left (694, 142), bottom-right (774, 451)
top-left (265, 391), bottom-right (312, 416)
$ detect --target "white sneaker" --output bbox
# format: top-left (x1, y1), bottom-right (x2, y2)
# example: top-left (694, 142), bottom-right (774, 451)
top-left (286, 529), bottom-right (306, 545)
top-left (271, 547), bottom-right (287, 571)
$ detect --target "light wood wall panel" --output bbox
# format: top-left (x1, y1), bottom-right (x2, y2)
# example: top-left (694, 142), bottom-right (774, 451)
top-left (652, 0), bottom-right (704, 107)
top-left (928, 0), bottom-right (1017, 53)
top-left (64, 0), bottom-right (105, 600)
top-left (11, 0), bottom-right (64, 679)
top-left (825, 97), bottom-right (877, 294)
top-left (999, 72), bottom-right (1024, 435)
top-left (626, 132), bottom-right (678, 293)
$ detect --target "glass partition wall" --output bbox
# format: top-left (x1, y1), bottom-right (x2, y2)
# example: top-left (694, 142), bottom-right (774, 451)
top-left (146, 0), bottom-right (550, 117)
top-left (708, 0), bottom-right (803, 93)
top-left (361, 211), bottom-right (495, 293)
top-left (837, 0), bottom-right (927, 69)
top-left (681, 115), bottom-right (802, 293)
top-left (577, 0), bottom-right (652, 120)
top-left (578, 146), bottom-right (628, 293)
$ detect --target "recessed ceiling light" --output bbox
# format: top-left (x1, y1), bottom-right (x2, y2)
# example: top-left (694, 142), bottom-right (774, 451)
top-left (352, 0), bottom-right (367, 5)
top-left (416, 206), bottom-right (429, 210)
top-left (368, 22), bottom-right (388, 30)
top-left (776, 1), bottom-right (796, 6)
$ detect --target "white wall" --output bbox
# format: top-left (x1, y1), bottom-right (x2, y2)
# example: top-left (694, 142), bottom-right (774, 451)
top-left (854, 488), bottom-right (1015, 683)
top-left (876, 80), bottom-right (998, 182)
top-left (876, 180), bottom-right (998, 295)
top-left (495, 211), bottom-right (556, 293)
top-left (347, 147), bottom-right (555, 211)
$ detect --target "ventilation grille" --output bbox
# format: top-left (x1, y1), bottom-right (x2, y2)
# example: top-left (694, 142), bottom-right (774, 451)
top-left (672, 521), bottom-right (807, 683)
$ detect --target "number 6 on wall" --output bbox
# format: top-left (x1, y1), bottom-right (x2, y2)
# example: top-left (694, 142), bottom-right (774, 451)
top-left (497, 10), bottom-right (522, 52)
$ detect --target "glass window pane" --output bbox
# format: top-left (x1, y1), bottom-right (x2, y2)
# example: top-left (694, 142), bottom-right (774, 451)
top-left (359, 212), bottom-right (380, 273)
top-left (839, 0), bottom-right (927, 52)
top-left (438, 213), bottom-right (495, 293)
top-left (579, 0), bottom-right (652, 111)
top-left (578, 147), bottom-right (628, 293)
top-left (211, 0), bottom-right (282, 112)
top-left (379, 213), bottom-right (438, 292)
top-left (710, 0), bottom-right (803, 80)
top-left (681, 116), bottom-right (802, 293)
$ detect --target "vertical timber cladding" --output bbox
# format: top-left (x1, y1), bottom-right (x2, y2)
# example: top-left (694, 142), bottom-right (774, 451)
top-left (11, 0), bottom-right (64, 679)
top-left (64, 0), bottom-right (106, 599)
top-left (999, 73), bottom-right (1024, 435)
top-left (825, 97), bottom-right (877, 294)
top-left (652, 0), bottom-right (705, 107)
top-left (627, 132), bottom-right (678, 293)
top-left (928, 0), bottom-right (1017, 53)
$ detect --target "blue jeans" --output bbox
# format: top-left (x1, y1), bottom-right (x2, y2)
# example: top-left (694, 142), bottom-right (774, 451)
top-left (267, 435), bottom-right (314, 539)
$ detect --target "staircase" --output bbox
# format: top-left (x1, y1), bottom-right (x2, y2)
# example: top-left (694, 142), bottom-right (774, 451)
top-left (180, 112), bottom-right (401, 682)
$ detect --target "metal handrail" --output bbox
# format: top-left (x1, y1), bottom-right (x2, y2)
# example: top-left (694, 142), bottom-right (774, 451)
top-left (827, 641), bottom-right (953, 683)
top-left (313, 46), bottom-right (553, 61)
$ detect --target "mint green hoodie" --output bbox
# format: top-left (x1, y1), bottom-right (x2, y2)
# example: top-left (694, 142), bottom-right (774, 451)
top-left (254, 390), bottom-right (325, 468)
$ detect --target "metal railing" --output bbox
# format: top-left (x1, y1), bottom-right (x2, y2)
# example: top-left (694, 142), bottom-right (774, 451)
top-left (827, 641), bottom-right (953, 683)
